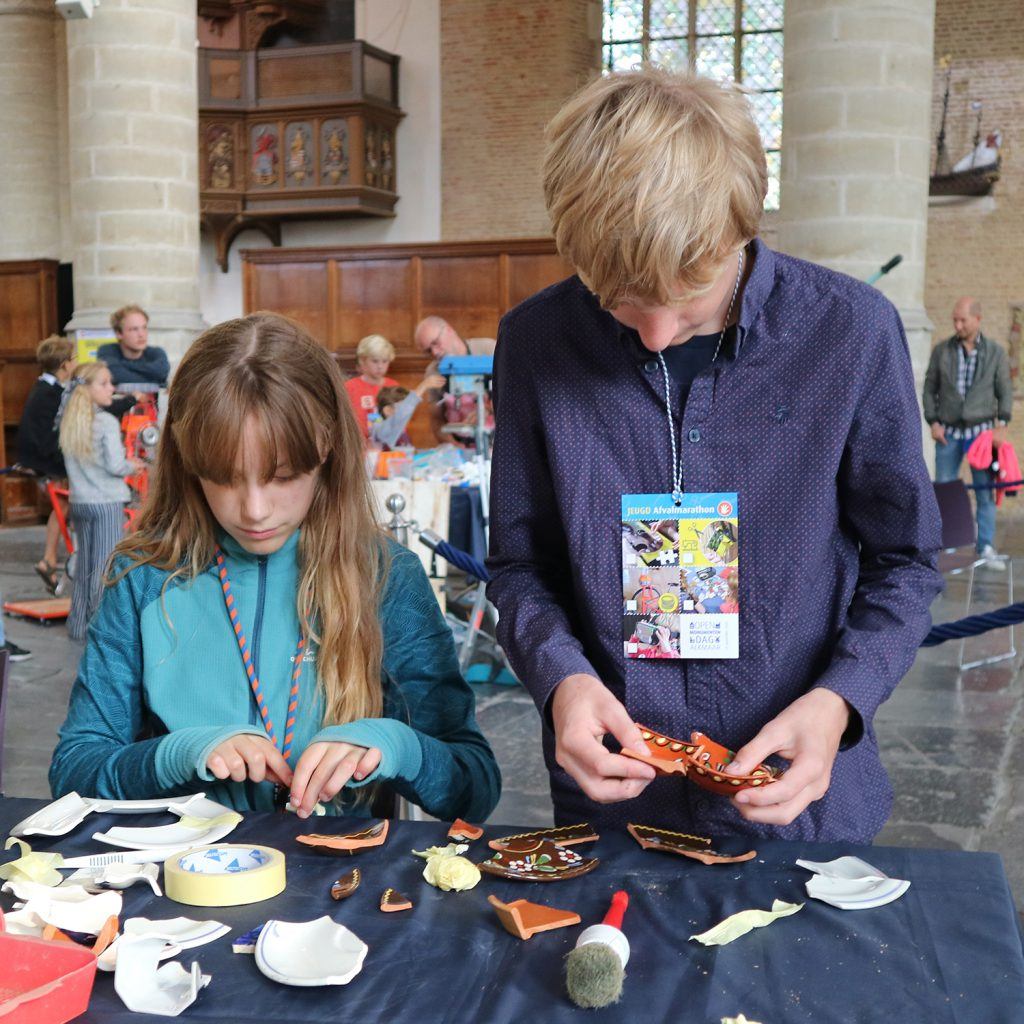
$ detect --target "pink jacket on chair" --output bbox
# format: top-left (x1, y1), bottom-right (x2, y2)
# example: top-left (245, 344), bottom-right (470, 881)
top-left (966, 430), bottom-right (1021, 507)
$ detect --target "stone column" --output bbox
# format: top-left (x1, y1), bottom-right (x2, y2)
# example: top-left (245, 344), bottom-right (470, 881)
top-left (65, 0), bottom-right (204, 362)
top-left (0, 1), bottom-right (61, 260)
top-left (777, 0), bottom-right (935, 436)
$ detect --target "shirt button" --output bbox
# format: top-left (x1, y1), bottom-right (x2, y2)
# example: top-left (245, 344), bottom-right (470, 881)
top-left (688, 428), bottom-right (701, 443)
top-left (643, 359), bottom-right (659, 374)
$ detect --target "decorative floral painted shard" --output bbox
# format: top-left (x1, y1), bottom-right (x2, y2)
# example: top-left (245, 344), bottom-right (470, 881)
top-left (379, 888), bottom-right (412, 913)
top-left (487, 823), bottom-right (598, 851)
top-left (622, 727), bottom-right (783, 796)
top-left (487, 894), bottom-right (581, 939)
top-left (330, 869), bottom-right (361, 901)
top-left (296, 820), bottom-right (388, 855)
top-left (479, 838), bottom-right (599, 882)
top-left (627, 824), bottom-right (756, 865)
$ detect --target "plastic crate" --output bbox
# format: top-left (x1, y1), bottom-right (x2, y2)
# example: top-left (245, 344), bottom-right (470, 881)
top-left (0, 927), bottom-right (97, 1023)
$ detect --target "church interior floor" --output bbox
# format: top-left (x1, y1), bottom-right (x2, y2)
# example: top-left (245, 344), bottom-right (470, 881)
top-left (2, 519), bottom-right (1024, 908)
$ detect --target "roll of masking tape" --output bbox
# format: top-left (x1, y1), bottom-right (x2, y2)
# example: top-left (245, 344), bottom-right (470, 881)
top-left (165, 845), bottom-right (286, 907)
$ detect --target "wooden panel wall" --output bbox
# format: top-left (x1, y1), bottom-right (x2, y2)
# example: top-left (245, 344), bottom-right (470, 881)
top-left (242, 238), bottom-right (573, 447)
top-left (0, 260), bottom-right (59, 462)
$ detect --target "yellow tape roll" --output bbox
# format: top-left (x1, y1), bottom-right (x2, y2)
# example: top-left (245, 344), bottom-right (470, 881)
top-left (165, 844), bottom-right (286, 907)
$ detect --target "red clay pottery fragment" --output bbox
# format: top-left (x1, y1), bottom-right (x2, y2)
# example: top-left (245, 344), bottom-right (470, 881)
top-left (621, 727), bottom-right (783, 796)
top-left (331, 869), bottom-right (361, 900)
top-left (487, 895), bottom-right (581, 939)
top-left (627, 824), bottom-right (756, 865)
top-left (380, 888), bottom-right (412, 913)
top-left (448, 819), bottom-right (484, 842)
top-left (487, 823), bottom-right (598, 851)
top-left (296, 819), bottom-right (389, 855)
top-left (479, 838), bottom-right (599, 882)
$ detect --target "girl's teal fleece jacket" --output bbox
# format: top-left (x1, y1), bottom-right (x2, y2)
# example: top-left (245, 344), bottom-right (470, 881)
top-left (50, 531), bottom-right (501, 822)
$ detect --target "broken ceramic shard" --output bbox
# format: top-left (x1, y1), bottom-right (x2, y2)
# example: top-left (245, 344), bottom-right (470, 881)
top-left (796, 856), bottom-right (910, 910)
top-left (66, 861), bottom-right (162, 896)
top-left (296, 819), bottom-right (388, 855)
top-left (622, 727), bottom-right (783, 796)
top-left (232, 924), bottom-right (265, 954)
top-left (331, 869), bottom-right (361, 901)
top-left (479, 838), bottom-right (599, 882)
top-left (380, 888), bottom-right (412, 913)
top-left (487, 894), bottom-right (581, 939)
top-left (43, 913), bottom-right (119, 956)
top-left (448, 819), bottom-right (484, 842)
top-left (690, 900), bottom-right (803, 946)
top-left (627, 824), bottom-right (756, 865)
top-left (487, 823), bottom-right (598, 851)
top-left (114, 934), bottom-right (211, 1016)
top-left (254, 917), bottom-right (368, 986)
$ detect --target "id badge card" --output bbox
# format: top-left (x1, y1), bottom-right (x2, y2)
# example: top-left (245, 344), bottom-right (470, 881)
top-left (621, 492), bottom-right (739, 659)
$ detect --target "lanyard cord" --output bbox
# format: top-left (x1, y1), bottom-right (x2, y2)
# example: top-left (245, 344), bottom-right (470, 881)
top-left (215, 546), bottom-right (305, 762)
top-left (657, 249), bottom-right (745, 506)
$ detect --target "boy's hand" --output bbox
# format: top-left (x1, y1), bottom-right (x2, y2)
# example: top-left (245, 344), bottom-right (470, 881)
top-left (206, 734), bottom-right (293, 788)
top-left (724, 689), bottom-right (851, 825)
top-left (290, 741), bottom-right (382, 818)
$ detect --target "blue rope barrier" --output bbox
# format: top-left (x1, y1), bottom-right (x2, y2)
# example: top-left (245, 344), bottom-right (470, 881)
top-left (966, 478), bottom-right (1024, 491)
top-left (431, 539), bottom-right (490, 582)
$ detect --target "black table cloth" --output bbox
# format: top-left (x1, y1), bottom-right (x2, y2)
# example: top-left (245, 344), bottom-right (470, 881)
top-left (2, 797), bottom-right (1022, 1023)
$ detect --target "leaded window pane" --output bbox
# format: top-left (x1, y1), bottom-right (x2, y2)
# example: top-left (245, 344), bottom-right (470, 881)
top-left (607, 40), bottom-right (644, 72)
top-left (741, 0), bottom-right (783, 31)
top-left (604, 0), bottom-right (644, 42)
top-left (740, 30), bottom-right (783, 90)
top-left (649, 0), bottom-right (689, 38)
top-left (695, 33), bottom-right (735, 80)
top-left (764, 150), bottom-right (781, 210)
top-left (747, 89), bottom-right (782, 149)
top-left (650, 37), bottom-right (689, 71)
top-left (695, 0), bottom-right (736, 35)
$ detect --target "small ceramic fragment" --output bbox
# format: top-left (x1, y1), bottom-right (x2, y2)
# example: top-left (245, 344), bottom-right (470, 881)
top-left (254, 917), bottom-right (368, 986)
top-left (331, 869), bottom-right (361, 901)
top-left (487, 894), bottom-right (581, 939)
top-left (622, 727), bottom-right (783, 796)
top-left (690, 899), bottom-right (803, 946)
top-left (296, 819), bottom-right (388, 855)
top-left (380, 888), bottom-right (412, 913)
top-left (448, 819), bottom-right (484, 842)
top-left (627, 824), bottom-right (756, 865)
top-left (232, 924), bottom-right (265, 954)
top-left (487, 823), bottom-right (598, 851)
top-left (479, 838), bottom-right (599, 882)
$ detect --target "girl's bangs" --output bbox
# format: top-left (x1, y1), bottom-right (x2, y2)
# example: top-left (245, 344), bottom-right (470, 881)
top-left (176, 384), bottom-right (325, 485)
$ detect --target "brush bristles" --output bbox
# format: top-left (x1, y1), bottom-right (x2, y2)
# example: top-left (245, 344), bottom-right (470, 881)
top-left (565, 944), bottom-right (625, 1008)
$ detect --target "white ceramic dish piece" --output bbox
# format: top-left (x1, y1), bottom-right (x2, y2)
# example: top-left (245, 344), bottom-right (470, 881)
top-left (92, 815), bottom-right (241, 851)
top-left (125, 916), bottom-right (230, 948)
top-left (65, 861), bottom-right (162, 895)
top-left (19, 888), bottom-right (122, 934)
top-left (98, 935), bottom-right (182, 973)
top-left (255, 916), bottom-right (368, 987)
top-left (11, 792), bottom-right (233, 839)
top-left (114, 934), bottom-right (211, 1017)
top-left (3, 878), bottom-right (95, 903)
top-left (797, 856), bottom-right (910, 910)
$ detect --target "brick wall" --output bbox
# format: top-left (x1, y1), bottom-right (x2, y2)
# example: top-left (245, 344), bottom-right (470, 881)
top-left (440, 0), bottom-right (601, 239)
top-left (927, 0), bottom-right (1023, 369)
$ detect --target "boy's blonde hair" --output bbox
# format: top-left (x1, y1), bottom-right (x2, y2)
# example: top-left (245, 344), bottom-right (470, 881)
top-left (113, 313), bottom-right (387, 732)
top-left (58, 361), bottom-right (108, 461)
top-left (356, 334), bottom-right (395, 363)
top-left (110, 304), bottom-right (149, 335)
top-left (37, 334), bottom-right (75, 374)
top-left (543, 67), bottom-right (767, 308)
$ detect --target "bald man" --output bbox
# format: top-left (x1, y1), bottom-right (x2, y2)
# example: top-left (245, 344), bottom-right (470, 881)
top-left (413, 317), bottom-right (496, 443)
top-left (923, 297), bottom-right (1013, 563)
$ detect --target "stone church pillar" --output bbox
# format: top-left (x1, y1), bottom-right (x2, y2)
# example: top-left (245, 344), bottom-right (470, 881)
top-left (65, 0), bottom-right (204, 362)
top-left (0, 1), bottom-right (61, 260)
top-left (777, 0), bottom-right (936, 410)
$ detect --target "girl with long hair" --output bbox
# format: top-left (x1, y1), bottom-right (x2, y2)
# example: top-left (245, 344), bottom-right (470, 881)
top-left (58, 360), bottom-right (137, 641)
top-left (51, 314), bottom-right (500, 822)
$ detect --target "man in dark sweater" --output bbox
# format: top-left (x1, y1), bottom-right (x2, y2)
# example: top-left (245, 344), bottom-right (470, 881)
top-left (97, 305), bottom-right (170, 388)
top-left (16, 334), bottom-right (78, 604)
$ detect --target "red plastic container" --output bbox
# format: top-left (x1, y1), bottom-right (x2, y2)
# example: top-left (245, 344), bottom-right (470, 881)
top-left (0, 911), bottom-right (98, 1023)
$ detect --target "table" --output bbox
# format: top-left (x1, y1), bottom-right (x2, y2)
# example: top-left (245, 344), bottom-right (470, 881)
top-left (2, 797), bottom-right (1023, 1023)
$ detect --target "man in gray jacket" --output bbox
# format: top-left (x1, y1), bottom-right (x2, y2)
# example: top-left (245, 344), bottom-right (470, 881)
top-left (923, 297), bottom-right (1013, 563)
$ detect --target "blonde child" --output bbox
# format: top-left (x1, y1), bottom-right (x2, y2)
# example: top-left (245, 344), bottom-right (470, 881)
top-left (344, 333), bottom-right (399, 439)
top-left (58, 361), bottom-right (138, 641)
top-left (51, 314), bottom-right (500, 821)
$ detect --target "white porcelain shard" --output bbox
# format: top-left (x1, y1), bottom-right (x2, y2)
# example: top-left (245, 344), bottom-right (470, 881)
top-left (10, 792), bottom-right (95, 837)
top-left (797, 856), bottom-right (910, 910)
top-left (124, 916), bottom-right (230, 949)
top-left (114, 934), bottom-right (211, 1017)
top-left (91, 813), bottom-right (241, 851)
top-left (20, 888), bottom-right (122, 934)
top-left (66, 861), bottom-right (162, 895)
top-left (97, 935), bottom-right (182, 973)
top-left (255, 916), bottom-right (368, 987)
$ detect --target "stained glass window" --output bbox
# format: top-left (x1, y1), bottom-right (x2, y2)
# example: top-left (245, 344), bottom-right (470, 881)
top-left (603, 0), bottom-right (784, 210)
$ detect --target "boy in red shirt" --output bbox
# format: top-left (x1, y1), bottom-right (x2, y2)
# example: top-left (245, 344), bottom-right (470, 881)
top-left (344, 334), bottom-right (399, 438)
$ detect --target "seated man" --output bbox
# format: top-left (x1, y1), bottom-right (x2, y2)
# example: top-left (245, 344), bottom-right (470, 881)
top-left (98, 305), bottom-right (169, 389)
top-left (413, 316), bottom-right (495, 444)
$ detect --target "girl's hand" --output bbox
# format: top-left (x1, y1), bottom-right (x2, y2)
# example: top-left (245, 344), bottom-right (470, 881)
top-left (290, 742), bottom-right (382, 818)
top-left (206, 734), bottom-right (293, 788)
